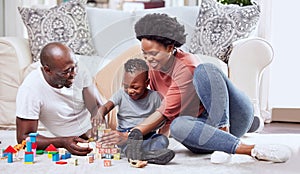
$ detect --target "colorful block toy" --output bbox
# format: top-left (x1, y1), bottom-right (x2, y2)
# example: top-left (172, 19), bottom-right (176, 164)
top-left (4, 145), bottom-right (17, 163)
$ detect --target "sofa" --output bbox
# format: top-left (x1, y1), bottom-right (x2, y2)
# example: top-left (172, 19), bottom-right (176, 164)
top-left (0, 2), bottom-right (273, 130)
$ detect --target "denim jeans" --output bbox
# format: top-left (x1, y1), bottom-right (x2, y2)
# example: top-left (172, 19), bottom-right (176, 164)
top-left (118, 128), bottom-right (169, 154)
top-left (170, 63), bottom-right (253, 154)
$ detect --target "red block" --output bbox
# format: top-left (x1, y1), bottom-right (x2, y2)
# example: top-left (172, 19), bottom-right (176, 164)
top-left (31, 142), bottom-right (37, 149)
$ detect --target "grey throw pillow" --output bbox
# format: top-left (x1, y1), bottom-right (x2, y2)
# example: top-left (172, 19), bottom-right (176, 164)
top-left (18, 1), bottom-right (96, 62)
top-left (189, 0), bottom-right (260, 63)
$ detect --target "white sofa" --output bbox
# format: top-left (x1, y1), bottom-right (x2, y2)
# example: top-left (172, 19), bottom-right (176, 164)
top-left (0, 6), bottom-right (273, 129)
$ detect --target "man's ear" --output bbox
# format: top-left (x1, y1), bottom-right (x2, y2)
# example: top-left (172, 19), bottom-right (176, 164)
top-left (43, 65), bottom-right (51, 74)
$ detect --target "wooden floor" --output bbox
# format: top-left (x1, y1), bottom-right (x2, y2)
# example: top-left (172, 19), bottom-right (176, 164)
top-left (261, 121), bottom-right (300, 134)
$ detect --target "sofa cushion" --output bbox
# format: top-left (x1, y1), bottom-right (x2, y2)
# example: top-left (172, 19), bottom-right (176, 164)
top-left (189, 0), bottom-right (260, 63)
top-left (18, 1), bottom-right (96, 62)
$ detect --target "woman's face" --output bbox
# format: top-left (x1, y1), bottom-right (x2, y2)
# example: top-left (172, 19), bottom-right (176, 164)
top-left (141, 38), bottom-right (173, 70)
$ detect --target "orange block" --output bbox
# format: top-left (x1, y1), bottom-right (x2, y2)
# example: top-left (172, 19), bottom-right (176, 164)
top-left (103, 159), bottom-right (111, 167)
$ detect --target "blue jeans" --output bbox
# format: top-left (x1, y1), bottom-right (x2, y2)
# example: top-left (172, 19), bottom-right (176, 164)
top-left (118, 128), bottom-right (169, 154)
top-left (170, 63), bottom-right (253, 154)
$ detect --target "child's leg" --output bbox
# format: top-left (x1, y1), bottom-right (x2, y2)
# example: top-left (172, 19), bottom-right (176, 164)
top-left (142, 133), bottom-right (169, 151)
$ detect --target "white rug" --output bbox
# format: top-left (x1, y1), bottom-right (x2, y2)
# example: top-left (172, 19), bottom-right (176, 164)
top-left (1, 130), bottom-right (299, 174)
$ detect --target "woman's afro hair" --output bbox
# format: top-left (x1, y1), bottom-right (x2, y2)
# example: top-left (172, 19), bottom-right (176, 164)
top-left (134, 13), bottom-right (186, 47)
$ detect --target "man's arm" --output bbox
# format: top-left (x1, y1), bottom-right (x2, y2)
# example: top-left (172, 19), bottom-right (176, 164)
top-left (83, 84), bottom-right (102, 117)
top-left (16, 117), bottom-right (92, 156)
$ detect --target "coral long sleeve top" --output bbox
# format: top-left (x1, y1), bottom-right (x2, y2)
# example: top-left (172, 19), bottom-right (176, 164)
top-left (149, 49), bottom-right (204, 123)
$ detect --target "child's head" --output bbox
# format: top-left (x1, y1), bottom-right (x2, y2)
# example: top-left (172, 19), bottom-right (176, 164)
top-left (123, 58), bottom-right (149, 100)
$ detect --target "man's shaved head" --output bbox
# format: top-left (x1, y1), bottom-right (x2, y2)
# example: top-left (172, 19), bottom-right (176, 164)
top-left (40, 42), bottom-right (72, 69)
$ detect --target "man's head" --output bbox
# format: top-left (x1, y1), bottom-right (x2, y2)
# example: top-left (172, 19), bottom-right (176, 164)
top-left (40, 42), bottom-right (78, 88)
top-left (123, 58), bottom-right (149, 100)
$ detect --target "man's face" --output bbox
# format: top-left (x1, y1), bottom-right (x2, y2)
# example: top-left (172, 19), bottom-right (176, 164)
top-left (51, 55), bottom-right (78, 88)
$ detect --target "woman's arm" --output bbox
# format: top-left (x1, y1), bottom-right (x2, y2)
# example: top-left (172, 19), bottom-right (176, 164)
top-left (134, 111), bottom-right (166, 135)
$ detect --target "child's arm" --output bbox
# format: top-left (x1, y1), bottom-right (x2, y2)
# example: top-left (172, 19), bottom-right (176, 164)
top-left (92, 101), bottom-right (115, 125)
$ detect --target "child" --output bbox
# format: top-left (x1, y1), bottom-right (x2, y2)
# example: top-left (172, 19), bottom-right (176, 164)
top-left (93, 58), bottom-right (169, 153)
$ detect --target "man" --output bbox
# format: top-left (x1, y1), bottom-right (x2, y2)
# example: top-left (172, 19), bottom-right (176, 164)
top-left (16, 42), bottom-right (102, 156)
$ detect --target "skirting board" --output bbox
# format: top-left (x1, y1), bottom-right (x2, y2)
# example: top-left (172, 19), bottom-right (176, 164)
top-left (272, 108), bottom-right (300, 123)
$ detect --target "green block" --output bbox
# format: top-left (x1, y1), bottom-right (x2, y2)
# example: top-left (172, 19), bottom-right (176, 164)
top-left (36, 150), bottom-right (44, 155)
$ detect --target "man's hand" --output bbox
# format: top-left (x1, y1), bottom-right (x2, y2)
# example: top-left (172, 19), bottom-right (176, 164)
top-left (100, 130), bottom-right (128, 146)
top-left (62, 136), bottom-right (92, 156)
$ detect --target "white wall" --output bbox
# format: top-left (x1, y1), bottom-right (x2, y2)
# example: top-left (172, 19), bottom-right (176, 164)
top-left (269, 0), bottom-right (300, 108)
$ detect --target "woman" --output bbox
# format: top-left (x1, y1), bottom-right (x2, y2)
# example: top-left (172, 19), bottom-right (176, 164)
top-left (101, 13), bottom-right (291, 165)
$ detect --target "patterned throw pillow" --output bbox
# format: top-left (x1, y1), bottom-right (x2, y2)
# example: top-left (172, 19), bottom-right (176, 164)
top-left (189, 0), bottom-right (260, 63)
top-left (18, 1), bottom-right (96, 62)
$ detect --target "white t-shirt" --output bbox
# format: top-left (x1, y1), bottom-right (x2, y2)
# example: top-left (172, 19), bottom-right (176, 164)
top-left (16, 63), bottom-right (93, 137)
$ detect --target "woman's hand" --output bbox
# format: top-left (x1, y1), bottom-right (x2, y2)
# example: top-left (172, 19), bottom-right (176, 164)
top-left (100, 130), bottom-right (128, 146)
top-left (62, 136), bottom-right (92, 156)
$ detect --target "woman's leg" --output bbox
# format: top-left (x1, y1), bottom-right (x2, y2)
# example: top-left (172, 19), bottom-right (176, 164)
top-left (170, 116), bottom-right (240, 154)
top-left (193, 63), bottom-right (253, 138)
top-left (170, 64), bottom-right (291, 162)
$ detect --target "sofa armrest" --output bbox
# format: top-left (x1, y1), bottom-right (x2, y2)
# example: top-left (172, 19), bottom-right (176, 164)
top-left (0, 37), bottom-right (32, 125)
top-left (228, 37), bottom-right (274, 117)
top-left (0, 37), bottom-right (32, 72)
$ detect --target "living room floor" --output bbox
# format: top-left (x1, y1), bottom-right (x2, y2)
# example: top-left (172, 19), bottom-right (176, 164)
top-left (261, 121), bottom-right (300, 134)
top-left (1, 121), bottom-right (300, 174)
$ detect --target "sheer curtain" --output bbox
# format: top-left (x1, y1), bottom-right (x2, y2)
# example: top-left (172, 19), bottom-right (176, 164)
top-left (3, 0), bottom-right (57, 37)
top-left (3, 0), bottom-right (23, 37)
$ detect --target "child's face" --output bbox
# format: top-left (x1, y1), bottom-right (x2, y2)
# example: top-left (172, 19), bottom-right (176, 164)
top-left (123, 71), bottom-right (149, 100)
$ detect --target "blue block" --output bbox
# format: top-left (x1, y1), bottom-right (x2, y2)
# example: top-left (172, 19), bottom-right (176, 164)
top-left (25, 153), bottom-right (34, 163)
top-left (7, 153), bottom-right (13, 163)
top-left (66, 152), bottom-right (71, 159)
top-left (29, 133), bottom-right (39, 142)
top-left (105, 154), bottom-right (112, 159)
top-left (61, 154), bottom-right (66, 160)
top-left (3, 152), bottom-right (8, 157)
top-left (26, 141), bottom-right (32, 152)
top-left (52, 153), bottom-right (59, 161)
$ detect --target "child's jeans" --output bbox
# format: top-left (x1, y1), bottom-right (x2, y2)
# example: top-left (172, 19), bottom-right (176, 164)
top-left (118, 128), bottom-right (169, 154)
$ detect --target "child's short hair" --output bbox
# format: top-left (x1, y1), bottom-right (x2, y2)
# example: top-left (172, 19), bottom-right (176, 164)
top-left (124, 58), bottom-right (149, 74)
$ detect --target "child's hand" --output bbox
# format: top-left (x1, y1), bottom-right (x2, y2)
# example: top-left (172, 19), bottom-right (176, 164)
top-left (91, 114), bottom-right (105, 127)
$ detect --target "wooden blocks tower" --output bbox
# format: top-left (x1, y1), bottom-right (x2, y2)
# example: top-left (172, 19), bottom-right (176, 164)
top-left (24, 132), bottom-right (39, 164)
